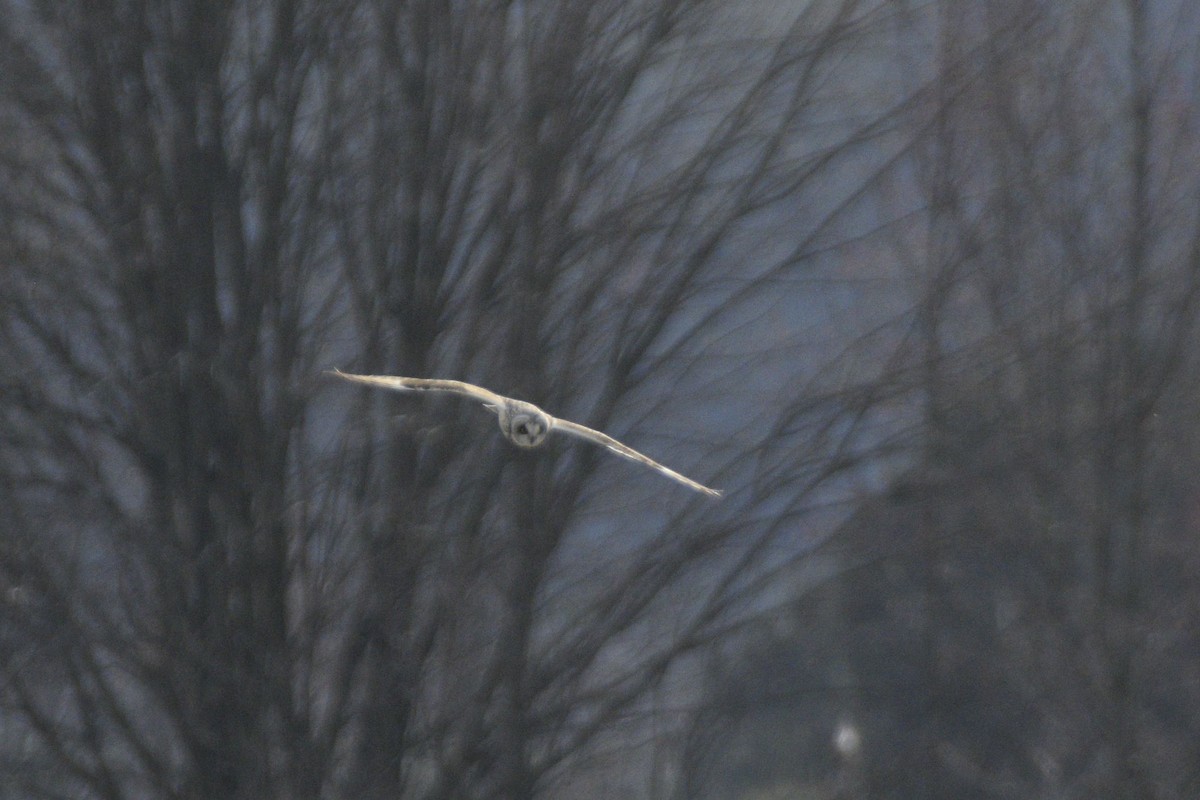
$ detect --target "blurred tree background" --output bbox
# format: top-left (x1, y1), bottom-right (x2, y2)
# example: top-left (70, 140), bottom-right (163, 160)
top-left (0, 1), bottom-right (1197, 799)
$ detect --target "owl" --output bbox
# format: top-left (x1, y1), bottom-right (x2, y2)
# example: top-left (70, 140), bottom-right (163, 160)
top-left (329, 370), bottom-right (722, 497)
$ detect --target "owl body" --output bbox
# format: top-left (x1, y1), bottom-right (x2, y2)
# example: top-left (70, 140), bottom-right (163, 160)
top-left (328, 369), bottom-right (722, 497)
top-left (494, 399), bottom-right (552, 448)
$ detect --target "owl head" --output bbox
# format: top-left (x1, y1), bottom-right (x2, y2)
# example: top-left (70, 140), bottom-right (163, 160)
top-left (498, 400), bottom-right (551, 448)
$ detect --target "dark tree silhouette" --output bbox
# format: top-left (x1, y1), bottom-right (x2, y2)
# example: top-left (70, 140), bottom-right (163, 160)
top-left (669, 2), bottom-right (1200, 799)
top-left (0, 1), bottom-right (910, 799)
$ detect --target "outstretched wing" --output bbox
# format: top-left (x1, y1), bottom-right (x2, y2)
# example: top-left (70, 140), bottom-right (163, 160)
top-left (327, 369), bottom-right (507, 408)
top-left (552, 418), bottom-right (722, 497)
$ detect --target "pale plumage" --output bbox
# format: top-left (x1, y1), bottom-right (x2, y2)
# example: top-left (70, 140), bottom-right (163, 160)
top-left (328, 369), bottom-right (722, 497)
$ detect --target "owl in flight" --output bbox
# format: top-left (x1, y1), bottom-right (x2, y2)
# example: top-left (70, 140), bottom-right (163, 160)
top-left (329, 370), bottom-right (722, 497)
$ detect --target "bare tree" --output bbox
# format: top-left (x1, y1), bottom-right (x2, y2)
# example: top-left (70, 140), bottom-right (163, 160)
top-left (891, 1), bottom-right (1200, 798)
top-left (661, 2), bottom-right (1200, 799)
top-left (0, 1), bottom-right (914, 798)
